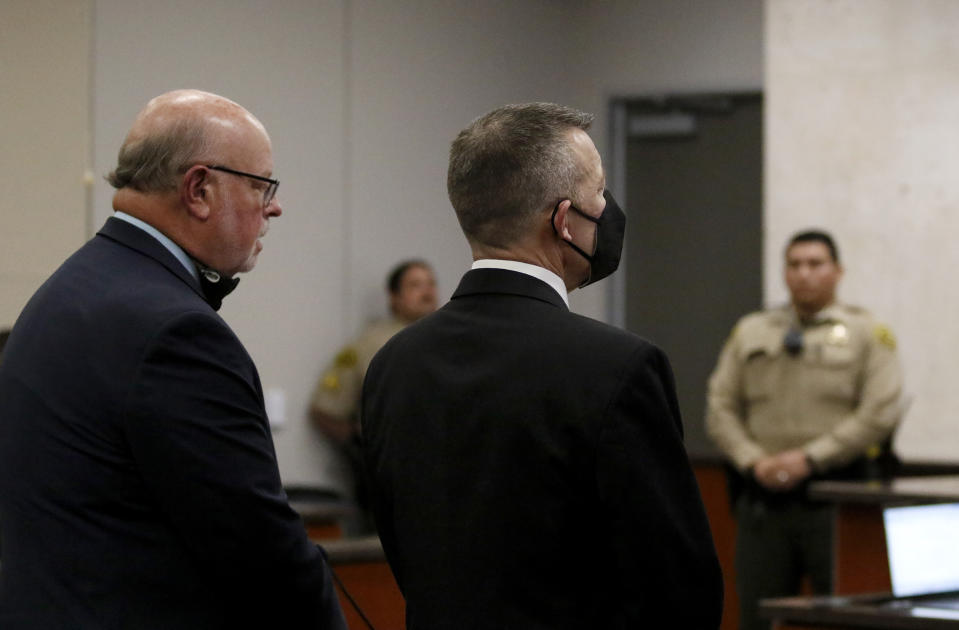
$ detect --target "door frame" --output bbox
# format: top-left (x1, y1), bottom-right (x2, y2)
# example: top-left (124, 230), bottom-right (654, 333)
top-left (605, 91), bottom-right (764, 328)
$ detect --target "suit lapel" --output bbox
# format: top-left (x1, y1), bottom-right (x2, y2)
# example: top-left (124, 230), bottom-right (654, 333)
top-left (452, 268), bottom-right (569, 311)
top-left (97, 217), bottom-right (207, 303)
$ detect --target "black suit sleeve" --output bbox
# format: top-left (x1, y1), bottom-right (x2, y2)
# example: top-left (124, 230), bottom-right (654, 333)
top-left (596, 344), bottom-right (723, 629)
top-left (359, 356), bottom-right (403, 590)
top-left (123, 311), bottom-right (345, 629)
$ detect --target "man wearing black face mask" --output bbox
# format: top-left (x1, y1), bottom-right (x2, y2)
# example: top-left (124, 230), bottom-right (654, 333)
top-left (361, 102), bottom-right (723, 629)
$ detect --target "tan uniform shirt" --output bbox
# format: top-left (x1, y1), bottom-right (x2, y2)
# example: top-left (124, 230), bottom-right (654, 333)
top-left (310, 318), bottom-right (408, 426)
top-left (706, 303), bottom-right (902, 474)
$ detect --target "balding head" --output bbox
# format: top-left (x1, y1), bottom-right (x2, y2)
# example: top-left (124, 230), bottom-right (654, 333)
top-left (108, 90), bottom-right (281, 277)
top-left (107, 89), bottom-right (265, 193)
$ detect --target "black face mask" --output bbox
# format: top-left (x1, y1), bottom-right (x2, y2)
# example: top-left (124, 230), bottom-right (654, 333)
top-left (551, 189), bottom-right (627, 288)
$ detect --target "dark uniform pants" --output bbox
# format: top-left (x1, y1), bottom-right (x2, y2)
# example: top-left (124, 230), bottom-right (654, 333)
top-left (735, 496), bottom-right (835, 630)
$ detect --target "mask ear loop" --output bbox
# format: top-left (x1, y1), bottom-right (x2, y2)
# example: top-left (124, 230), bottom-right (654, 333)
top-left (550, 199), bottom-right (598, 262)
top-left (551, 199), bottom-right (600, 289)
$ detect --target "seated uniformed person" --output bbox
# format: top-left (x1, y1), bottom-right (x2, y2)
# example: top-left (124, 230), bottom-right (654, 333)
top-left (706, 229), bottom-right (904, 630)
top-left (310, 260), bottom-right (437, 524)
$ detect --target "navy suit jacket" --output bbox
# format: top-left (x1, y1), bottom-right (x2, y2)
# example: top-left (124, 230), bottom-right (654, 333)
top-left (0, 218), bottom-right (345, 629)
top-left (362, 268), bottom-right (724, 629)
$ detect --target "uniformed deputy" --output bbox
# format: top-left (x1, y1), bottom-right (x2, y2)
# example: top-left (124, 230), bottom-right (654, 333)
top-left (706, 230), bottom-right (903, 630)
top-left (310, 260), bottom-right (438, 525)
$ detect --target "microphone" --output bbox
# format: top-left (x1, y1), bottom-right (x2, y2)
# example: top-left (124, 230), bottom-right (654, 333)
top-left (783, 327), bottom-right (803, 356)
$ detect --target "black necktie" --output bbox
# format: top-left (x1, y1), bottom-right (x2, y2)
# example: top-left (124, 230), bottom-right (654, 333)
top-left (194, 263), bottom-right (240, 311)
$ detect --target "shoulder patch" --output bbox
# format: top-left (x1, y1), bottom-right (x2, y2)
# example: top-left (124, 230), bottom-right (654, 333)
top-left (334, 347), bottom-right (358, 368)
top-left (874, 324), bottom-right (896, 350)
top-left (322, 371), bottom-right (340, 392)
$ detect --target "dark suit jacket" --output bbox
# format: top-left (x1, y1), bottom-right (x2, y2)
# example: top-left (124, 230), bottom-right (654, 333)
top-left (0, 218), bottom-right (345, 629)
top-left (362, 268), bottom-right (723, 629)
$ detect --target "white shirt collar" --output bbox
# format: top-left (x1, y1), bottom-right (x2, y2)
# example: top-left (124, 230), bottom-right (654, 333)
top-left (470, 259), bottom-right (569, 307)
top-left (113, 211), bottom-right (199, 282)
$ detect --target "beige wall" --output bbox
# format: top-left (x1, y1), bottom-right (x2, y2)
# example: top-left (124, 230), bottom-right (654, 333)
top-left (8, 0), bottom-right (956, 480)
top-left (569, 0), bottom-right (764, 320)
top-left (12, 0), bottom-right (855, 491)
top-left (93, 0), bottom-right (353, 489)
top-left (766, 0), bottom-right (959, 462)
top-left (90, 0), bottom-right (581, 492)
top-left (0, 0), bottom-right (91, 327)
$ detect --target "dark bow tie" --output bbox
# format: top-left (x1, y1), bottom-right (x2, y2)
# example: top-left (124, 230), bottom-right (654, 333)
top-left (194, 263), bottom-right (240, 311)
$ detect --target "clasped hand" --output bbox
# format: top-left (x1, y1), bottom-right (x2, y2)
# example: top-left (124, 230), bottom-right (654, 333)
top-left (752, 449), bottom-right (811, 492)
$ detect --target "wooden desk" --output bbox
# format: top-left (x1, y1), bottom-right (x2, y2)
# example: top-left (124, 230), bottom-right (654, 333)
top-left (757, 476), bottom-right (959, 628)
top-left (811, 476), bottom-right (959, 506)
top-left (808, 475), bottom-right (959, 594)
top-left (290, 498), bottom-right (356, 539)
top-left (286, 490), bottom-right (405, 629)
top-left (693, 461), bottom-right (740, 630)
top-left (761, 593), bottom-right (959, 629)
top-left (319, 536), bottom-right (406, 630)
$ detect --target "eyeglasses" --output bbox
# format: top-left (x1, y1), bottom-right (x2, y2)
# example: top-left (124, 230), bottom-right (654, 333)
top-left (206, 165), bottom-right (279, 207)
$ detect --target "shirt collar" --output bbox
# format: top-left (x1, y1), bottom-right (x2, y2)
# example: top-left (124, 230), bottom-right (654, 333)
top-left (812, 303), bottom-right (843, 323)
top-left (113, 211), bottom-right (199, 282)
top-left (471, 259), bottom-right (569, 307)
top-left (790, 301), bottom-right (842, 326)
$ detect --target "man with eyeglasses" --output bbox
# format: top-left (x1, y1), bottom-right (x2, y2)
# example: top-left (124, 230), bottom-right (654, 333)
top-left (0, 90), bottom-right (346, 629)
top-left (706, 229), bottom-right (903, 630)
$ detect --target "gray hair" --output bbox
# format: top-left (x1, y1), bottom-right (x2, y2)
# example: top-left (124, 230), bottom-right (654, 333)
top-left (447, 102), bottom-right (594, 248)
top-left (105, 117), bottom-right (212, 192)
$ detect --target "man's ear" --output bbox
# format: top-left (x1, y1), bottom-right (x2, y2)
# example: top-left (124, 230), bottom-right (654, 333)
top-left (551, 199), bottom-right (573, 241)
top-left (181, 165), bottom-right (212, 221)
